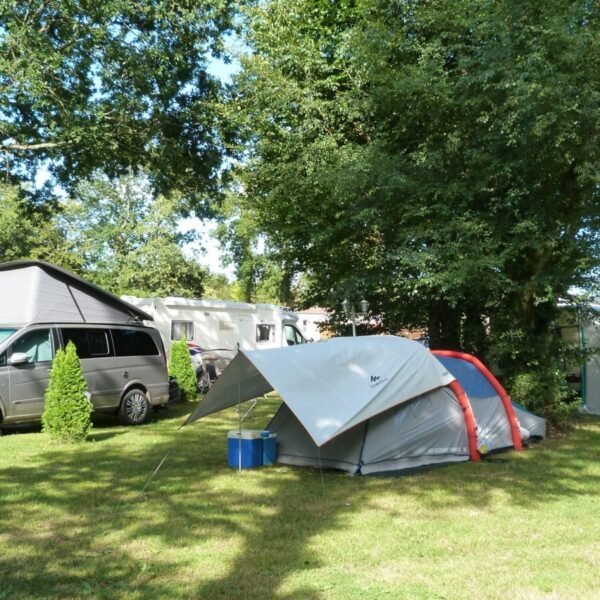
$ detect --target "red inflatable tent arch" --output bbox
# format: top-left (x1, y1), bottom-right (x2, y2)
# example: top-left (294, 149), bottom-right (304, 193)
top-left (432, 350), bottom-right (523, 451)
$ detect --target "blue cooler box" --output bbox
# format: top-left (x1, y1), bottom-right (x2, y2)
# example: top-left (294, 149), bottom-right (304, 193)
top-left (228, 430), bottom-right (262, 468)
top-left (261, 431), bottom-right (278, 465)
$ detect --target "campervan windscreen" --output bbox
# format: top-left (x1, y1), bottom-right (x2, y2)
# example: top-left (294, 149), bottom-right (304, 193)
top-left (0, 328), bottom-right (18, 344)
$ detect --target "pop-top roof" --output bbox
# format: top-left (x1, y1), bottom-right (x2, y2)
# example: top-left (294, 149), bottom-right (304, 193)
top-left (0, 260), bottom-right (152, 325)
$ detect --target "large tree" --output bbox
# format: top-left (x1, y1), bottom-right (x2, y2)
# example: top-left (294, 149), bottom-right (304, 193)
top-left (232, 0), bottom-right (600, 413)
top-left (0, 183), bottom-right (80, 268)
top-left (57, 171), bottom-right (208, 296)
top-left (0, 0), bottom-right (235, 211)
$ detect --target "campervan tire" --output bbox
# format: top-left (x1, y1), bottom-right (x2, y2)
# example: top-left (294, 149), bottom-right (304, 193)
top-left (118, 388), bottom-right (150, 425)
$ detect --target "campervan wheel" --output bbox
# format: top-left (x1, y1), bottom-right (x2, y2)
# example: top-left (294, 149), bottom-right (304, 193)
top-left (119, 388), bottom-right (150, 425)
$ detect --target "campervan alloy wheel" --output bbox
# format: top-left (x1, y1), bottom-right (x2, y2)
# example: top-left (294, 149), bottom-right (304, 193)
top-left (119, 388), bottom-right (150, 425)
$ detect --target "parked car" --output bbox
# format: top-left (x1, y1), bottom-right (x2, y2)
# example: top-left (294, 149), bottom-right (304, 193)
top-left (0, 323), bottom-right (170, 429)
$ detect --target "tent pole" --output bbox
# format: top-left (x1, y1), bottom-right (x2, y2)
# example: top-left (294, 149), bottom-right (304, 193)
top-left (237, 343), bottom-right (242, 473)
top-left (316, 446), bottom-right (325, 496)
top-left (577, 305), bottom-right (588, 407)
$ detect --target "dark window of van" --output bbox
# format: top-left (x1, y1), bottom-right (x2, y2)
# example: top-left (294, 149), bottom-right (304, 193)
top-left (112, 329), bottom-right (159, 356)
top-left (61, 328), bottom-right (110, 359)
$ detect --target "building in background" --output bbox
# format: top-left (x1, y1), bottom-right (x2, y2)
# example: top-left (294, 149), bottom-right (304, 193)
top-left (296, 307), bottom-right (329, 342)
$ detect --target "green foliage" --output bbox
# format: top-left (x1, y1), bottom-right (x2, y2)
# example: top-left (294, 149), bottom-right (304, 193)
top-left (0, 0), bottom-right (236, 208)
top-left (214, 187), bottom-right (293, 304)
top-left (203, 272), bottom-right (236, 301)
top-left (56, 171), bottom-right (208, 297)
top-left (231, 0), bottom-right (600, 398)
top-left (0, 184), bottom-right (82, 270)
top-left (0, 185), bottom-right (40, 261)
top-left (511, 367), bottom-right (581, 426)
top-left (168, 339), bottom-right (197, 402)
top-left (42, 342), bottom-right (92, 443)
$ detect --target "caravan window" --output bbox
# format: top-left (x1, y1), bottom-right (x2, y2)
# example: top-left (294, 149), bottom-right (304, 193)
top-left (171, 320), bottom-right (193, 341)
top-left (256, 324), bottom-right (275, 343)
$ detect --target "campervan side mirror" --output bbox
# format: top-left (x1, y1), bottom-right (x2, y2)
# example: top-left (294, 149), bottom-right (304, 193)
top-left (9, 352), bottom-right (29, 366)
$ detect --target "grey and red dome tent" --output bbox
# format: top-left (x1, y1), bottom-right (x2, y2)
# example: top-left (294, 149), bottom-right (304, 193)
top-left (184, 336), bottom-right (545, 476)
top-left (432, 350), bottom-right (546, 451)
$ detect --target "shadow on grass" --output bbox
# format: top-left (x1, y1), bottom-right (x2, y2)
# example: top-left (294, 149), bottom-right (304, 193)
top-left (0, 400), bottom-right (598, 599)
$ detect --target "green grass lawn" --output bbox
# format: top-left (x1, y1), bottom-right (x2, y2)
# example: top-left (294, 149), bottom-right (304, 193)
top-left (0, 399), bottom-right (598, 600)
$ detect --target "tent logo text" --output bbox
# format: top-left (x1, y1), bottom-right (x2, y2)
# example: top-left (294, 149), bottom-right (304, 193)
top-left (370, 375), bottom-right (388, 389)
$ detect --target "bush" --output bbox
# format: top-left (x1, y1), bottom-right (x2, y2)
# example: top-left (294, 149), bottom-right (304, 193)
top-left (510, 366), bottom-right (581, 426)
top-left (168, 339), bottom-right (197, 402)
top-left (42, 341), bottom-right (92, 442)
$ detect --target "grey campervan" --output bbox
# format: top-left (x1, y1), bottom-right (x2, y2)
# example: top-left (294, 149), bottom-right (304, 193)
top-left (0, 323), bottom-right (169, 427)
top-left (0, 260), bottom-right (171, 430)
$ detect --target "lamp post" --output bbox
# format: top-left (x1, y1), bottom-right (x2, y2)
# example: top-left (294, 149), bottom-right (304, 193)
top-left (342, 298), bottom-right (369, 337)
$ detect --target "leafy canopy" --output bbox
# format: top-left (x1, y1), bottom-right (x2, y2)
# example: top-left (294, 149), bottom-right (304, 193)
top-left (230, 0), bottom-right (599, 417)
top-left (0, 0), bottom-right (236, 211)
top-left (56, 171), bottom-right (208, 297)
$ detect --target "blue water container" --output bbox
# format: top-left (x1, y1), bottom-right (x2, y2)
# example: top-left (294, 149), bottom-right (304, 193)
top-left (261, 430), bottom-right (278, 466)
top-left (227, 430), bottom-right (262, 468)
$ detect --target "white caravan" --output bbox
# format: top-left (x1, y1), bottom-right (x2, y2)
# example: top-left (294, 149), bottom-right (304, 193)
top-left (122, 296), bottom-right (307, 391)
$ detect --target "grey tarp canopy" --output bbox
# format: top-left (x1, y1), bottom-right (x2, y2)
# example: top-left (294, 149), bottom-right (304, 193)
top-left (185, 335), bottom-right (480, 475)
top-left (0, 260), bottom-right (152, 325)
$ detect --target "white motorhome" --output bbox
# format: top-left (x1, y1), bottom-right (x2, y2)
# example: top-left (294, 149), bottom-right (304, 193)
top-left (122, 296), bottom-right (307, 391)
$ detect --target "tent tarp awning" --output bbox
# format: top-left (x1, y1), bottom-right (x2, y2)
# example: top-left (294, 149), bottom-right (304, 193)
top-left (185, 335), bottom-right (454, 447)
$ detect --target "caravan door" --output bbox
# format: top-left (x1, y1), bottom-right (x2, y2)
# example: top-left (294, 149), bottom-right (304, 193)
top-left (236, 316), bottom-right (254, 350)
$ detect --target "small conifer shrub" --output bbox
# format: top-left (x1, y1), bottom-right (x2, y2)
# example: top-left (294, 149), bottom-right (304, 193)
top-left (42, 341), bottom-right (92, 442)
top-left (168, 339), bottom-right (198, 401)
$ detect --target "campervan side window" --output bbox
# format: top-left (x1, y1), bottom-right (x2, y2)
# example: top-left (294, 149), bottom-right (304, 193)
top-left (112, 329), bottom-right (159, 356)
top-left (256, 324), bottom-right (275, 343)
top-left (61, 328), bottom-right (111, 358)
top-left (13, 328), bottom-right (53, 363)
top-left (171, 320), bottom-right (193, 341)
top-left (0, 328), bottom-right (17, 344)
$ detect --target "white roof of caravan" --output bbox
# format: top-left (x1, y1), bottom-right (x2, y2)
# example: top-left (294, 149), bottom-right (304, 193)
top-left (0, 261), bottom-right (152, 325)
top-left (185, 335), bottom-right (455, 446)
top-left (123, 295), bottom-right (299, 318)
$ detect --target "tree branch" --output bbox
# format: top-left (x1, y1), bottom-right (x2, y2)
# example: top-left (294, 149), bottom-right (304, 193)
top-left (2, 141), bottom-right (69, 152)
